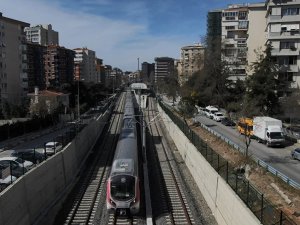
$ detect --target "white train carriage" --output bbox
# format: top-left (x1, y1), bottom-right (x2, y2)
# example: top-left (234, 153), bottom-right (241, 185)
top-left (106, 91), bottom-right (140, 215)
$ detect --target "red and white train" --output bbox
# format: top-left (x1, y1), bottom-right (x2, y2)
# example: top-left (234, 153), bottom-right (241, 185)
top-left (106, 90), bottom-right (140, 215)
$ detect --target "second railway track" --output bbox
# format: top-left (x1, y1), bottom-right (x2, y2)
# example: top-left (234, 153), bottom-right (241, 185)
top-left (145, 97), bottom-right (195, 225)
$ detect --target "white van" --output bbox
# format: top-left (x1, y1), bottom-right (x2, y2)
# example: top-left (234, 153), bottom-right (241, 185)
top-left (205, 106), bottom-right (219, 119)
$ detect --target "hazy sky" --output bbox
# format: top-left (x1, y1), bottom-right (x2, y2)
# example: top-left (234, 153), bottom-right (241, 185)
top-left (1, 0), bottom-right (263, 71)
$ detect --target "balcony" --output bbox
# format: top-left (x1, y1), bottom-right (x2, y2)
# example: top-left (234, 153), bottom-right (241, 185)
top-left (271, 48), bottom-right (299, 56)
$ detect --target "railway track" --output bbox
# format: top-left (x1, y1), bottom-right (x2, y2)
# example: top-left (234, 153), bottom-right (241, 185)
top-left (145, 97), bottom-right (195, 225)
top-left (55, 93), bottom-right (126, 225)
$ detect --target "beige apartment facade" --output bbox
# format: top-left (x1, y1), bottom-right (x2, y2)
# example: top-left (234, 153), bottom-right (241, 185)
top-left (221, 4), bottom-right (250, 81)
top-left (247, 3), bottom-right (268, 74)
top-left (0, 13), bottom-right (29, 107)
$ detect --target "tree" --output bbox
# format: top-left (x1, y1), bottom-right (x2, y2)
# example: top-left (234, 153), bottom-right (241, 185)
top-left (246, 43), bottom-right (281, 116)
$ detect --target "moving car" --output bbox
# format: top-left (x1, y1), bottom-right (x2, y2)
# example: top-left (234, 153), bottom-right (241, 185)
top-left (213, 112), bottom-right (225, 122)
top-left (45, 142), bottom-right (63, 155)
top-left (221, 117), bottom-right (236, 126)
top-left (291, 148), bottom-right (300, 160)
top-left (11, 149), bottom-right (45, 164)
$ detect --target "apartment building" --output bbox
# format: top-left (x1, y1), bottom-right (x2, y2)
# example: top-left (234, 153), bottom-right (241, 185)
top-left (222, 4), bottom-right (250, 81)
top-left (0, 13), bottom-right (29, 106)
top-left (180, 44), bottom-right (205, 85)
top-left (25, 24), bottom-right (59, 46)
top-left (154, 57), bottom-right (175, 84)
top-left (73, 48), bottom-right (97, 83)
top-left (44, 45), bottom-right (75, 88)
top-left (266, 0), bottom-right (300, 93)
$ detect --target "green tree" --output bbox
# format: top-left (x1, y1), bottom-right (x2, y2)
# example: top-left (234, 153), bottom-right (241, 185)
top-left (246, 43), bottom-right (281, 116)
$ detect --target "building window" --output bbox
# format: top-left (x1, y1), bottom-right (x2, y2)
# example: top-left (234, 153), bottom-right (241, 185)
top-left (289, 56), bottom-right (297, 65)
top-left (238, 21), bottom-right (248, 29)
top-left (280, 41), bottom-right (295, 49)
top-left (224, 49), bottom-right (235, 57)
top-left (225, 26), bottom-right (235, 30)
top-left (282, 8), bottom-right (299, 16)
top-left (238, 11), bottom-right (247, 20)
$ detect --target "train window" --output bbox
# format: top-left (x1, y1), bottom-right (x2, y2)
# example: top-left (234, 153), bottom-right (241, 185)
top-left (110, 175), bottom-right (135, 201)
top-left (120, 129), bottom-right (135, 138)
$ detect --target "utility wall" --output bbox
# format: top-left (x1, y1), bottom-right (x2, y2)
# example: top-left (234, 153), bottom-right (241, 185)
top-left (158, 105), bottom-right (261, 225)
top-left (0, 109), bottom-right (111, 225)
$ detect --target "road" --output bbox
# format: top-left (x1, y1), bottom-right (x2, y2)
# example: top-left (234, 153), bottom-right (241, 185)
top-left (194, 114), bottom-right (300, 185)
top-left (0, 123), bottom-right (75, 157)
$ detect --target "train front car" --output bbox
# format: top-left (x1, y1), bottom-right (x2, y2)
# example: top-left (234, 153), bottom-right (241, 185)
top-left (107, 91), bottom-right (140, 216)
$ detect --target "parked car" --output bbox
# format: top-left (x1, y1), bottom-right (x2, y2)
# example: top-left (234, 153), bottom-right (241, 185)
top-left (291, 148), bottom-right (300, 160)
top-left (0, 157), bottom-right (33, 177)
top-left (0, 172), bottom-right (17, 190)
top-left (205, 106), bottom-right (219, 119)
top-left (221, 117), bottom-right (236, 126)
top-left (11, 149), bottom-right (45, 164)
top-left (45, 142), bottom-right (63, 155)
top-left (213, 112), bottom-right (225, 122)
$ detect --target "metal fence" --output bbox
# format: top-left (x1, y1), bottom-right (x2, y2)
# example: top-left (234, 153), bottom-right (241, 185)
top-left (159, 101), bottom-right (297, 225)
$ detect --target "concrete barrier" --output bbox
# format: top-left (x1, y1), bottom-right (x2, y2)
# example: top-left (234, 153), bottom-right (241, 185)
top-left (158, 105), bottom-right (261, 225)
top-left (0, 108), bottom-right (111, 225)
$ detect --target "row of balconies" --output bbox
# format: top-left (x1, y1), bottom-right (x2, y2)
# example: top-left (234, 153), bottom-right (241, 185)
top-left (268, 14), bottom-right (300, 24)
top-left (268, 31), bottom-right (300, 40)
top-left (271, 48), bottom-right (299, 56)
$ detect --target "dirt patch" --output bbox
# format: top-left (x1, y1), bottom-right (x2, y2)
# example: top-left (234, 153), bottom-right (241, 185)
top-left (187, 119), bottom-right (300, 224)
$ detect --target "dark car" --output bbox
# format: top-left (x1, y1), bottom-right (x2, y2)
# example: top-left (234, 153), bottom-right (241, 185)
top-left (11, 149), bottom-right (45, 164)
top-left (221, 117), bottom-right (236, 126)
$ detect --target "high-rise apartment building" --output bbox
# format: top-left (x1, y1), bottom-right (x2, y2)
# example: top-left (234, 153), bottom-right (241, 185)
top-left (222, 4), bottom-right (250, 81)
top-left (73, 48), bottom-right (97, 83)
top-left (154, 57), bottom-right (175, 84)
top-left (265, 0), bottom-right (300, 94)
top-left (44, 45), bottom-right (75, 88)
top-left (25, 24), bottom-right (59, 46)
top-left (207, 10), bottom-right (222, 55)
top-left (0, 13), bottom-right (29, 106)
top-left (27, 43), bottom-right (47, 92)
top-left (141, 62), bottom-right (155, 84)
top-left (180, 44), bottom-right (205, 84)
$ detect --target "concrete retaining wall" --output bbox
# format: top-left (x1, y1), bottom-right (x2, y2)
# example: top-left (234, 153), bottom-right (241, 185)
top-left (158, 105), bottom-right (261, 225)
top-left (0, 109), bottom-right (111, 225)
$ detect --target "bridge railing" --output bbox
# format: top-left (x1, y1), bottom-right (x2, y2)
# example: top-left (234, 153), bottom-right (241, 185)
top-left (159, 100), bottom-right (297, 225)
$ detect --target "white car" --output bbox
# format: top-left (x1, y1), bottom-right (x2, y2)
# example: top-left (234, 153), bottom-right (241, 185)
top-left (0, 175), bottom-right (17, 188)
top-left (0, 156), bottom-right (34, 171)
top-left (45, 142), bottom-right (63, 155)
top-left (213, 112), bottom-right (225, 122)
